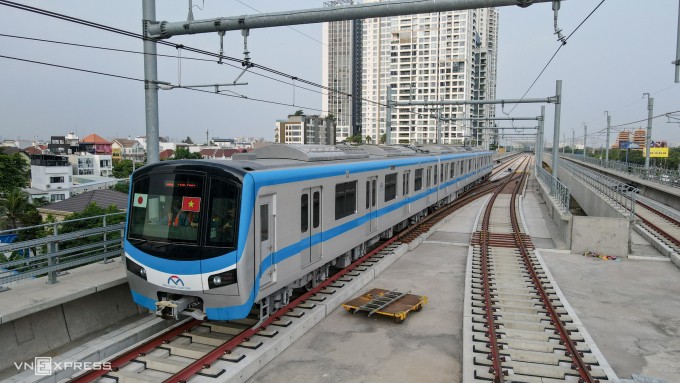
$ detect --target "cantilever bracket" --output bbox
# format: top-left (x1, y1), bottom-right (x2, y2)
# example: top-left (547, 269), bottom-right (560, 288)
top-left (232, 29), bottom-right (254, 84)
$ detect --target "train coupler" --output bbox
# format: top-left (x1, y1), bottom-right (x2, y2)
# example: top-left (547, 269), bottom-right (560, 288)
top-left (155, 296), bottom-right (201, 320)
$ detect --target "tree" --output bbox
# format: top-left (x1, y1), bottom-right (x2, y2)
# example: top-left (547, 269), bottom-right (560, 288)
top-left (0, 188), bottom-right (29, 230)
top-left (365, 135), bottom-right (373, 144)
top-left (59, 203), bottom-right (124, 251)
top-left (380, 134), bottom-right (387, 144)
top-left (182, 136), bottom-right (194, 144)
top-left (325, 113), bottom-right (336, 121)
top-left (293, 109), bottom-right (305, 116)
top-left (173, 147), bottom-right (202, 160)
top-left (112, 181), bottom-right (130, 194)
top-left (0, 150), bottom-right (30, 194)
top-left (112, 159), bottom-right (134, 179)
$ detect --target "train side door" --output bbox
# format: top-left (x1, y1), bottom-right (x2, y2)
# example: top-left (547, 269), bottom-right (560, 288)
top-left (301, 187), bottom-right (322, 268)
top-left (256, 195), bottom-right (275, 287)
top-left (426, 166), bottom-right (434, 204)
top-left (366, 176), bottom-right (378, 234)
top-left (402, 170), bottom-right (411, 215)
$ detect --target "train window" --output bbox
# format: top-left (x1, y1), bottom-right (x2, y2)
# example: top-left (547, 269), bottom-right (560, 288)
top-left (260, 204), bottom-right (269, 241)
top-left (459, 161), bottom-right (464, 175)
top-left (385, 173), bottom-right (397, 202)
top-left (402, 171), bottom-right (410, 196)
top-left (426, 167), bottom-right (432, 187)
top-left (301, 194), bottom-right (309, 232)
top-left (450, 163), bottom-right (455, 178)
top-left (313, 191), bottom-right (320, 229)
top-left (434, 165), bottom-right (438, 184)
top-left (441, 165), bottom-right (445, 182)
top-left (335, 181), bottom-right (357, 220)
top-left (415, 168), bottom-right (423, 191)
top-left (128, 172), bottom-right (205, 246)
top-left (206, 178), bottom-right (239, 248)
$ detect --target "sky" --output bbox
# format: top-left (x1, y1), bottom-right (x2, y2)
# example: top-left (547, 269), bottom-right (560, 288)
top-left (0, 0), bottom-right (679, 148)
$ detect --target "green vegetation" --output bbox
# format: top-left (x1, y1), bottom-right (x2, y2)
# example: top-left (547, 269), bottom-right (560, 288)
top-left (0, 149), bottom-right (30, 194)
top-left (172, 147), bottom-right (202, 160)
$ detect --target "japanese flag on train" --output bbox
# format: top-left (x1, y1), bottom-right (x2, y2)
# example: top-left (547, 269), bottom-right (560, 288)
top-left (182, 196), bottom-right (201, 212)
top-left (133, 193), bottom-right (147, 208)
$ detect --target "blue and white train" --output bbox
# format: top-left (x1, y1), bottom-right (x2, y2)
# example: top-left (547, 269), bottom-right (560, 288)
top-left (124, 144), bottom-right (493, 321)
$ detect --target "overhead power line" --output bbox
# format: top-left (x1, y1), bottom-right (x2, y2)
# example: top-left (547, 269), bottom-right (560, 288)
top-left (507, 0), bottom-right (606, 114)
top-left (0, 0), bottom-right (387, 108)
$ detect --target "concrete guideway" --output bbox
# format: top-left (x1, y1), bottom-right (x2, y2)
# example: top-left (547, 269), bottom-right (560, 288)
top-left (250, 169), bottom-right (680, 382)
top-left (2, 159), bottom-right (679, 382)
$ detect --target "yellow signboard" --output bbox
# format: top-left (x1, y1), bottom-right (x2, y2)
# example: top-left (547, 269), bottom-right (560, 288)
top-left (644, 147), bottom-right (669, 158)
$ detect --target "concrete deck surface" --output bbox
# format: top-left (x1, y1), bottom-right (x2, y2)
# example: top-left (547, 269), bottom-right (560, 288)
top-left (248, 178), bottom-right (680, 382)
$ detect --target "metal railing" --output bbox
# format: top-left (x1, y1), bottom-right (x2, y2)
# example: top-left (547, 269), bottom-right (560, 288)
top-left (0, 212), bottom-right (125, 290)
top-left (536, 164), bottom-right (571, 213)
top-left (561, 160), bottom-right (638, 217)
top-left (562, 154), bottom-right (680, 188)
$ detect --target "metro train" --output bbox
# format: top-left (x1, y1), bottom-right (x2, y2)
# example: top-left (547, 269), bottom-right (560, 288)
top-left (124, 144), bottom-right (494, 321)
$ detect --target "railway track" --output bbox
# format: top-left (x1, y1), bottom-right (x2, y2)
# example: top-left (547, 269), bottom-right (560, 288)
top-left (633, 200), bottom-right (680, 255)
top-left (66, 154), bottom-right (529, 383)
top-left (465, 156), bottom-right (612, 383)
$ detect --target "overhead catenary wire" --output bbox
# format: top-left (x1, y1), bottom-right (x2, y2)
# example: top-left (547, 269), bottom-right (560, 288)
top-left (507, 0), bottom-right (606, 114)
top-left (0, 0), bottom-right (388, 109)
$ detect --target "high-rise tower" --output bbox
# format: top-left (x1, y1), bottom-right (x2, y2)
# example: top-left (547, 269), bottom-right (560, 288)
top-left (322, 0), bottom-right (362, 143)
top-left (325, 1), bottom-right (498, 146)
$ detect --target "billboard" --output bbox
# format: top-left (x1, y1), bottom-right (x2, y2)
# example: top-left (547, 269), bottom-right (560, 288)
top-left (644, 147), bottom-right (669, 158)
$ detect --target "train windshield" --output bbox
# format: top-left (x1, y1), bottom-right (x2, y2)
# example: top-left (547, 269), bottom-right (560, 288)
top-left (128, 173), bottom-right (206, 245)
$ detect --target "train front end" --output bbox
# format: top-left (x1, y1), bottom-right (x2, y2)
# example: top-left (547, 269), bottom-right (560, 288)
top-left (124, 161), bottom-right (254, 321)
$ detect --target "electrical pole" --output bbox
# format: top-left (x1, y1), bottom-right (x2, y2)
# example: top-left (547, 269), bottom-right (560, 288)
top-left (675, 0), bottom-right (680, 83)
top-left (583, 123), bottom-right (587, 157)
top-left (385, 86), bottom-right (392, 145)
top-left (142, 0), bottom-right (160, 164)
top-left (551, 80), bottom-right (562, 178)
top-left (643, 93), bottom-right (654, 170)
top-left (605, 111), bottom-right (611, 163)
top-left (572, 129), bottom-right (575, 154)
top-left (537, 106), bottom-right (545, 168)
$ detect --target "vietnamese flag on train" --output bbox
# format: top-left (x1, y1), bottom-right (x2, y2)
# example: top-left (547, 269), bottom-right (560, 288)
top-left (182, 196), bottom-right (201, 212)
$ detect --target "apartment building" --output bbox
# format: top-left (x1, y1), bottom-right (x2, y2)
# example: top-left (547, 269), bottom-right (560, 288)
top-left (29, 154), bottom-right (72, 203)
top-left (325, 2), bottom-right (498, 146)
top-left (274, 114), bottom-right (336, 145)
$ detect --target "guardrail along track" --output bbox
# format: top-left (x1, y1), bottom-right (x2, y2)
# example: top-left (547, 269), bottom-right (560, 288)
top-left (469, 156), bottom-right (611, 383)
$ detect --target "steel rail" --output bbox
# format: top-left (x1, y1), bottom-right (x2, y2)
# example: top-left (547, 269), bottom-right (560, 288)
top-left (476, 155), bottom-right (530, 381)
top-left (634, 201), bottom-right (680, 248)
top-left (509, 161), bottom-right (598, 383)
top-left (164, 234), bottom-right (402, 382)
top-left (68, 319), bottom-right (202, 383)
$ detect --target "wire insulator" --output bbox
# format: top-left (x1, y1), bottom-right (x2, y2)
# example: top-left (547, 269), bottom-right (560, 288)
top-left (517, 0), bottom-right (534, 8)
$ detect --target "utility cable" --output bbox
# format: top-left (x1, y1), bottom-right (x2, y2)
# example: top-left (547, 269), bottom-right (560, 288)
top-left (0, 0), bottom-right (387, 108)
top-left (507, 0), bottom-right (606, 114)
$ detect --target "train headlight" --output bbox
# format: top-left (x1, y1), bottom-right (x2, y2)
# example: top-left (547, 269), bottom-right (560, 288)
top-left (126, 258), bottom-right (148, 281)
top-left (208, 269), bottom-right (237, 289)
top-left (212, 275), bottom-right (222, 286)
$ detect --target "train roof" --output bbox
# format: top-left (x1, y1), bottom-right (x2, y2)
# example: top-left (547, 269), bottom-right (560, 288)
top-left (218, 144), bottom-right (489, 172)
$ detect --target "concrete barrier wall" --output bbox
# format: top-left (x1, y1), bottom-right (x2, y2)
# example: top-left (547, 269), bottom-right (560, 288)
top-left (534, 176), bottom-right (572, 249)
top-left (539, 156), bottom-right (631, 257)
top-left (0, 283), bottom-right (143, 372)
top-left (561, 156), bottom-right (680, 212)
top-left (571, 216), bottom-right (629, 257)
top-left (556, 165), bottom-right (628, 219)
